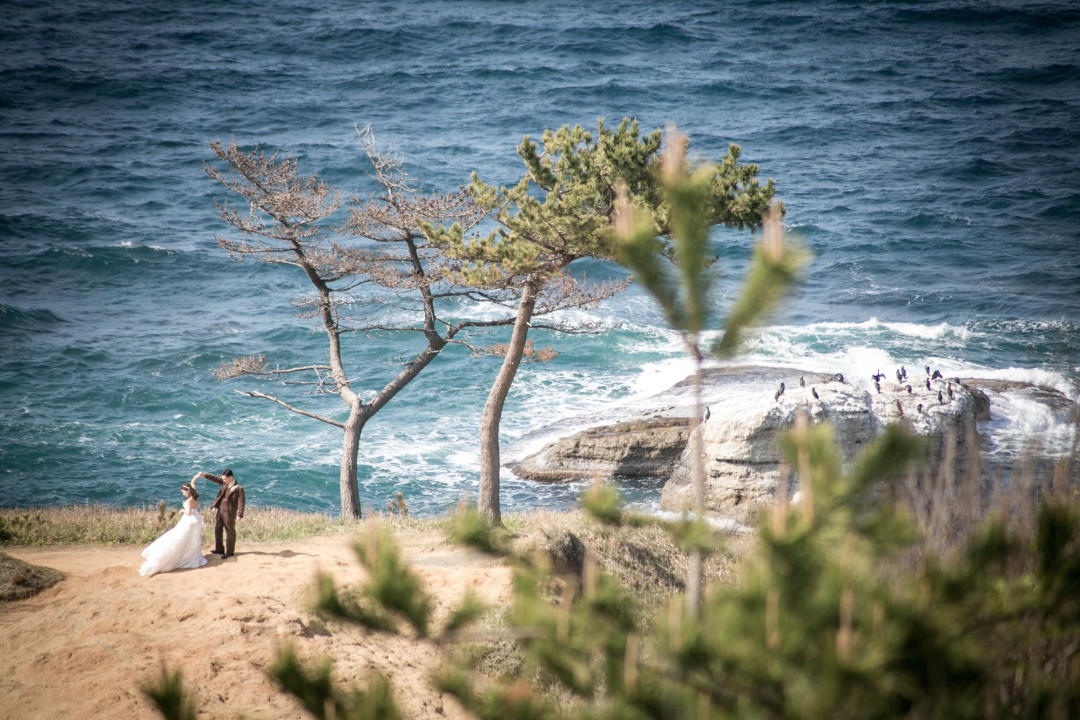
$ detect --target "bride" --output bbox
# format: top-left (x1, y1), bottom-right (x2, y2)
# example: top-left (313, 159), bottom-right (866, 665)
top-left (139, 475), bottom-right (208, 577)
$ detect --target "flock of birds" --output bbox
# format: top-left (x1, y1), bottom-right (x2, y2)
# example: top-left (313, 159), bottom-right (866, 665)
top-left (883, 365), bottom-right (957, 418)
top-left (771, 365), bottom-right (957, 419)
top-left (773, 374), bottom-right (840, 402)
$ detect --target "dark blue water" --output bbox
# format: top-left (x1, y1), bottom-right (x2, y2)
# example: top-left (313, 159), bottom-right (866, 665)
top-left (2, 0), bottom-right (1079, 516)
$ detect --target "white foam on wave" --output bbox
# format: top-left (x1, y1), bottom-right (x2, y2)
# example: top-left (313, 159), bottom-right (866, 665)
top-left (754, 317), bottom-right (969, 342)
top-left (742, 320), bottom-right (983, 387)
top-left (981, 393), bottom-right (1076, 459)
top-left (626, 355), bottom-right (699, 399)
top-left (545, 305), bottom-right (627, 330)
top-left (446, 448), bottom-right (480, 468)
top-left (879, 319), bottom-right (970, 341)
top-left (109, 240), bottom-right (170, 252)
top-left (978, 367), bottom-right (1077, 399)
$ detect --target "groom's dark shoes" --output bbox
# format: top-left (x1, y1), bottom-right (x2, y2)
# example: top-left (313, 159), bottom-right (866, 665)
top-left (222, 553), bottom-right (233, 559)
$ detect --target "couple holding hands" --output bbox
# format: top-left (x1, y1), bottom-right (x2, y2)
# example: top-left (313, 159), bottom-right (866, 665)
top-left (138, 469), bottom-right (245, 577)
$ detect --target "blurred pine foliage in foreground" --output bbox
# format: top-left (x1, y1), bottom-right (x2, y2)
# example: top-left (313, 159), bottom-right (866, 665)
top-left (144, 415), bottom-right (1080, 719)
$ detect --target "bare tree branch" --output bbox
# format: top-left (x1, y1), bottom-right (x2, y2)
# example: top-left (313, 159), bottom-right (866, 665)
top-left (204, 130), bottom-right (512, 519)
top-left (213, 354), bottom-right (335, 381)
top-left (233, 389), bottom-right (345, 428)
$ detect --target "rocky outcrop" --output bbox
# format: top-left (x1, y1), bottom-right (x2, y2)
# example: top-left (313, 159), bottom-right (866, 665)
top-left (661, 371), bottom-right (980, 524)
top-left (661, 374), bottom-right (869, 523)
top-left (508, 366), bottom-right (831, 483)
top-left (957, 378), bottom-right (1077, 420)
top-left (509, 415), bottom-right (692, 482)
top-left (959, 382), bottom-right (992, 421)
top-left (508, 365), bottom-right (1060, 525)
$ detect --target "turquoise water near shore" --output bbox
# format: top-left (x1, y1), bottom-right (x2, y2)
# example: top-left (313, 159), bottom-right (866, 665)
top-left (2, 1), bottom-right (1078, 516)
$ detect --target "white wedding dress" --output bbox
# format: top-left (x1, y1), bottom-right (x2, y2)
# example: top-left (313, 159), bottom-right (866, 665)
top-left (139, 509), bottom-right (207, 577)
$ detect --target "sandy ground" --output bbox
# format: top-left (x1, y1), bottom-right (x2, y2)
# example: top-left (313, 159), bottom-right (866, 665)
top-left (1, 531), bottom-right (513, 720)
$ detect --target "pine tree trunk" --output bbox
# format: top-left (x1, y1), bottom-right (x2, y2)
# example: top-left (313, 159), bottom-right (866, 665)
top-left (477, 278), bottom-right (540, 525)
top-left (339, 404), bottom-right (365, 520)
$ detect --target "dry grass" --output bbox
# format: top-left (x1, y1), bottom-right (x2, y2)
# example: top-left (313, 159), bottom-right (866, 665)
top-left (0, 504), bottom-right (370, 546)
top-left (897, 424), bottom-right (1080, 558)
top-left (444, 508), bottom-right (754, 687)
top-left (503, 509), bottom-right (749, 608)
top-left (0, 551), bottom-right (65, 601)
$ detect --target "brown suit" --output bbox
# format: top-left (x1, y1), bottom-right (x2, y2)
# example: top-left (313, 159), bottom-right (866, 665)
top-left (202, 473), bottom-right (245, 556)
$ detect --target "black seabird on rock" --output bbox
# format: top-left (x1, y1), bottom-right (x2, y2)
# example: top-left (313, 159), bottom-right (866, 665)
top-left (918, 403), bottom-right (924, 413)
top-left (800, 376), bottom-right (805, 387)
top-left (896, 369), bottom-right (903, 383)
top-left (938, 390), bottom-right (943, 403)
top-left (812, 387), bottom-right (819, 399)
top-left (834, 373), bottom-right (844, 382)
top-left (931, 370), bottom-right (943, 380)
top-left (901, 365), bottom-right (907, 379)
top-left (947, 384), bottom-right (954, 400)
top-left (896, 399), bottom-right (904, 417)
top-left (703, 407), bottom-right (710, 421)
top-left (775, 382), bottom-right (785, 401)
top-left (925, 365), bottom-right (931, 376)
top-left (926, 378), bottom-right (931, 391)
top-left (907, 385), bottom-right (912, 394)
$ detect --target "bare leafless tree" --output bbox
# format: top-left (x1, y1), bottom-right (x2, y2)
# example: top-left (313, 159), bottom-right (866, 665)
top-left (205, 128), bottom-right (510, 519)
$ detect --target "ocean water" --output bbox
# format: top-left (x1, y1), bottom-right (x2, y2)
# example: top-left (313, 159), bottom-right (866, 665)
top-left (2, 0), bottom-right (1078, 517)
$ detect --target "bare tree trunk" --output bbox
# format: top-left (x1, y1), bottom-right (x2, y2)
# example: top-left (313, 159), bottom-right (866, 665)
top-left (314, 282), bottom-right (368, 521)
top-left (208, 141), bottom-right (488, 522)
top-left (477, 278), bottom-right (541, 525)
top-left (340, 404), bottom-right (365, 520)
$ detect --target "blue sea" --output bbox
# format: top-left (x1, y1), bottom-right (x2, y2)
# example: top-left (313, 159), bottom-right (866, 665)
top-left (2, 0), bottom-right (1078, 517)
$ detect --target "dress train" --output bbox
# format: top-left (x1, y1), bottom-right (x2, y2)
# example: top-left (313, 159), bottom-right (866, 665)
top-left (139, 512), bottom-right (207, 577)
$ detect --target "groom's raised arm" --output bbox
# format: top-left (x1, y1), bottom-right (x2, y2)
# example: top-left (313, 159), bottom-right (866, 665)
top-left (197, 471), bottom-right (225, 486)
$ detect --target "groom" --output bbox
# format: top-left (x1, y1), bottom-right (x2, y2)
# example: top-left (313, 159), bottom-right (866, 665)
top-left (196, 468), bottom-right (245, 559)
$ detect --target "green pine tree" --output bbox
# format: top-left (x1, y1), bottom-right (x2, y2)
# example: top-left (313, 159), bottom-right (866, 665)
top-left (611, 125), bottom-right (806, 611)
top-left (426, 118), bottom-right (778, 525)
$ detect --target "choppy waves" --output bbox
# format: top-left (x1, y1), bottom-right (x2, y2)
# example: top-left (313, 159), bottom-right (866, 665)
top-left (1, 0), bottom-right (1078, 514)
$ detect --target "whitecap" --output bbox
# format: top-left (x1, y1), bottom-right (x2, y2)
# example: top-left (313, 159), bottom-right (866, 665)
top-left (977, 367), bottom-right (1076, 399)
top-left (980, 392), bottom-right (1075, 459)
top-left (881, 320), bottom-right (969, 341)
